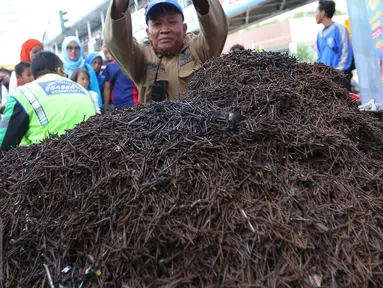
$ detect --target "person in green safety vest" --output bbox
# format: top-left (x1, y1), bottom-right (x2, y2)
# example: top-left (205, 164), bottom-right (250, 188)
top-left (0, 51), bottom-right (97, 151)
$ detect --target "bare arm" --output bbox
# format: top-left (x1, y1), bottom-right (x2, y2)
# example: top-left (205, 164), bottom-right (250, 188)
top-left (103, 82), bottom-right (112, 105)
top-left (104, 0), bottom-right (147, 85)
top-left (190, 0), bottom-right (229, 62)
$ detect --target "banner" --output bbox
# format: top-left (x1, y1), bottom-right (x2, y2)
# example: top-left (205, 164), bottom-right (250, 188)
top-left (365, 0), bottom-right (383, 80)
top-left (347, 0), bottom-right (383, 105)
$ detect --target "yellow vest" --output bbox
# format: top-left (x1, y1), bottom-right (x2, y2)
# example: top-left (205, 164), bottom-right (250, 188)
top-left (12, 73), bottom-right (96, 146)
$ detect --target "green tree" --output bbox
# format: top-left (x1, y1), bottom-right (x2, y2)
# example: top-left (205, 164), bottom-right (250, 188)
top-left (291, 11), bottom-right (316, 18)
top-left (334, 10), bottom-right (347, 15)
top-left (255, 19), bottom-right (279, 28)
top-left (294, 43), bottom-right (316, 63)
top-left (255, 45), bottom-right (263, 52)
top-left (293, 12), bottom-right (306, 18)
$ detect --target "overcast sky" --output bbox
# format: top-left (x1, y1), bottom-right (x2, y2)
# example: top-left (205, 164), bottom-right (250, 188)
top-left (0, 0), bottom-right (348, 65)
top-left (0, 0), bottom-right (106, 65)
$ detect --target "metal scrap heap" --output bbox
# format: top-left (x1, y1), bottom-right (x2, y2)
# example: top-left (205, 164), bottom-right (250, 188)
top-left (1, 51), bottom-right (383, 287)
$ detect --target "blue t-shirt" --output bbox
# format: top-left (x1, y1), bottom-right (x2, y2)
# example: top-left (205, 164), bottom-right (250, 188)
top-left (316, 23), bottom-right (353, 72)
top-left (104, 61), bottom-right (138, 108)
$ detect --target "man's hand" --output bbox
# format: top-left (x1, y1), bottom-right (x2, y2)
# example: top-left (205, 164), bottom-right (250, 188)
top-left (0, 106), bottom-right (4, 114)
top-left (111, 0), bottom-right (130, 20)
top-left (192, 0), bottom-right (210, 15)
top-left (100, 104), bottom-right (116, 113)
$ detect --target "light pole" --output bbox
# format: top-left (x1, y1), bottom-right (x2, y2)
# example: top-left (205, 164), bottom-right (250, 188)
top-left (42, 21), bottom-right (51, 46)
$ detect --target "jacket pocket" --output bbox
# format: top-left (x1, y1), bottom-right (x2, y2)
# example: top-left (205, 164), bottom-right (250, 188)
top-left (178, 64), bottom-right (197, 94)
top-left (144, 69), bottom-right (168, 89)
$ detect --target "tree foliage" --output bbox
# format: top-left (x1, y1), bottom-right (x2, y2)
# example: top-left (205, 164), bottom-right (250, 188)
top-left (293, 43), bottom-right (316, 63)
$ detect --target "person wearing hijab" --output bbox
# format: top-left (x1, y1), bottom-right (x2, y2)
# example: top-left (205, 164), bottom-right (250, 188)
top-left (8, 39), bottom-right (44, 95)
top-left (20, 39), bottom-right (44, 62)
top-left (85, 52), bottom-right (105, 97)
top-left (61, 36), bottom-right (102, 107)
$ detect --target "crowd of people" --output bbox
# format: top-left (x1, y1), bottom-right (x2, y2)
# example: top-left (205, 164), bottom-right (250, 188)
top-left (0, 0), bottom-right (355, 151)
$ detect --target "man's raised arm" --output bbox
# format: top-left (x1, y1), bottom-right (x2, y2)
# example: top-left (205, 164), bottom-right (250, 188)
top-left (191, 0), bottom-right (229, 62)
top-left (104, 0), bottom-right (147, 85)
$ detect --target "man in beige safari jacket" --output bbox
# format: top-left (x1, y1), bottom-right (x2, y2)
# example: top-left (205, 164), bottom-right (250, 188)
top-left (104, 0), bottom-right (228, 103)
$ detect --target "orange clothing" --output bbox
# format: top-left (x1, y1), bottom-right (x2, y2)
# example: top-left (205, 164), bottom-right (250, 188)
top-left (20, 39), bottom-right (43, 62)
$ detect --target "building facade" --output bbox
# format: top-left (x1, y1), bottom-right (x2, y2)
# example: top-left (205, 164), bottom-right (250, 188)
top-left (223, 15), bottom-right (348, 55)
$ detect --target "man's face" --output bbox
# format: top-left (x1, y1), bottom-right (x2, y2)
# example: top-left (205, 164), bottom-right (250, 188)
top-left (315, 9), bottom-right (325, 24)
top-left (92, 57), bottom-right (102, 74)
top-left (17, 67), bottom-right (33, 85)
top-left (67, 41), bottom-right (80, 61)
top-left (146, 9), bottom-right (187, 56)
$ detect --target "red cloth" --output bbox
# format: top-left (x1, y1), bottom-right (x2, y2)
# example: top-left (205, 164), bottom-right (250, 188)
top-left (18, 39), bottom-right (43, 86)
top-left (20, 39), bottom-right (43, 62)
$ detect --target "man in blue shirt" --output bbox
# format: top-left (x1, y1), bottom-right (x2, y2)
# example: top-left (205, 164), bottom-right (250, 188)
top-left (315, 0), bottom-right (353, 90)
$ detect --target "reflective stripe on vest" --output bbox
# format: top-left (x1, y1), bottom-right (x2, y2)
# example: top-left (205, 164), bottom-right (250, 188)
top-left (19, 86), bottom-right (49, 126)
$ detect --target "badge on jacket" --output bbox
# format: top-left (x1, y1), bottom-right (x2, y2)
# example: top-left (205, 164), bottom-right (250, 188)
top-left (147, 62), bottom-right (165, 72)
top-left (179, 50), bottom-right (195, 67)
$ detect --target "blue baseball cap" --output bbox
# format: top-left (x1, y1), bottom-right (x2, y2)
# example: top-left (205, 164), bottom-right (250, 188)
top-left (145, 0), bottom-right (184, 24)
